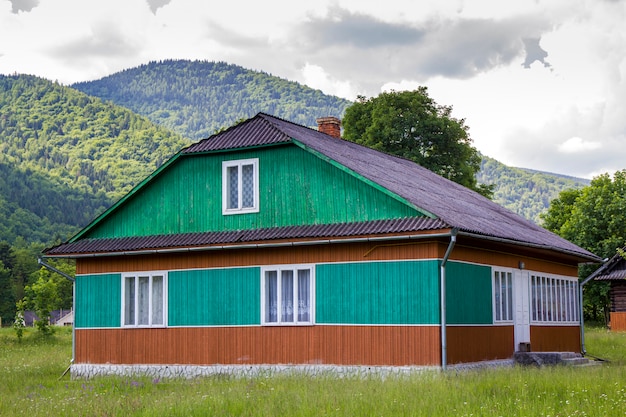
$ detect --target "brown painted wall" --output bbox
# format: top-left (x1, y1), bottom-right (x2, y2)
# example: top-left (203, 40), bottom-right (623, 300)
top-left (74, 326), bottom-right (441, 366)
top-left (76, 240), bottom-right (442, 274)
top-left (76, 238), bottom-right (579, 276)
top-left (610, 312), bottom-right (626, 332)
top-left (447, 326), bottom-right (515, 364)
top-left (530, 326), bottom-right (580, 352)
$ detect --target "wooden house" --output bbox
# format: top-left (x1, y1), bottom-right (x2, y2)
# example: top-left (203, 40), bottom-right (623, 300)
top-left (44, 113), bottom-right (600, 377)
top-left (593, 250), bottom-right (626, 331)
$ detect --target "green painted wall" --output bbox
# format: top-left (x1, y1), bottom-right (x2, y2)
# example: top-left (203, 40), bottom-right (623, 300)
top-left (75, 261), bottom-right (493, 329)
top-left (445, 262), bottom-right (493, 324)
top-left (75, 274), bottom-right (121, 328)
top-left (316, 260), bottom-right (440, 325)
top-left (168, 267), bottom-right (260, 326)
top-left (83, 145), bottom-right (420, 239)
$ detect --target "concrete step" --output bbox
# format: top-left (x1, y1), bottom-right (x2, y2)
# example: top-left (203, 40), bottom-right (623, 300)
top-left (513, 351), bottom-right (601, 367)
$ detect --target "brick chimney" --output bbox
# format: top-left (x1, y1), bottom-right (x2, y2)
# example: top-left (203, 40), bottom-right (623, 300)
top-left (316, 116), bottom-right (341, 138)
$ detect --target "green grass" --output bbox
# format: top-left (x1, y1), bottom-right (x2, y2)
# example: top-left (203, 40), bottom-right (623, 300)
top-left (1, 326), bottom-right (625, 416)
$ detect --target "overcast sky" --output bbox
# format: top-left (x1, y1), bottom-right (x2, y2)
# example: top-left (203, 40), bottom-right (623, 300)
top-left (1, 0), bottom-right (624, 179)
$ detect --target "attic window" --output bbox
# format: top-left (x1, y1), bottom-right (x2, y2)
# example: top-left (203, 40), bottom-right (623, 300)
top-left (222, 158), bottom-right (259, 215)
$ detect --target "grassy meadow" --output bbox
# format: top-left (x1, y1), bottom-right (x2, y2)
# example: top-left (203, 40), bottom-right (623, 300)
top-left (0, 326), bottom-right (625, 416)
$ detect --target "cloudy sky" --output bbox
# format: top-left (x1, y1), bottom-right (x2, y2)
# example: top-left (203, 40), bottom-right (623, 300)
top-left (1, 0), bottom-right (624, 179)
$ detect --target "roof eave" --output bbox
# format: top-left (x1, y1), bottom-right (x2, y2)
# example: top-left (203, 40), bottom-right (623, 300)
top-left (458, 230), bottom-right (602, 263)
top-left (43, 228), bottom-right (456, 259)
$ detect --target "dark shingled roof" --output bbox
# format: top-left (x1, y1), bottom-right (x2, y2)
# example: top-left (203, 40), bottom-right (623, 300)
top-left (595, 250), bottom-right (626, 281)
top-left (45, 113), bottom-right (599, 260)
top-left (46, 217), bottom-right (450, 256)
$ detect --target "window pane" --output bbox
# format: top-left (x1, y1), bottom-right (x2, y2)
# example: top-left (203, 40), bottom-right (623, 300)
top-left (152, 275), bottom-right (164, 325)
top-left (297, 269), bottom-right (310, 322)
top-left (494, 272), bottom-right (501, 321)
top-left (241, 164), bottom-right (254, 208)
top-left (124, 276), bottom-right (135, 325)
top-left (281, 270), bottom-right (294, 322)
top-left (506, 272), bottom-right (513, 321)
top-left (540, 276), bottom-right (546, 321)
top-left (531, 276), bottom-right (537, 321)
top-left (138, 276), bottom-right (150, 325)
top-left (265, 271), bottom-right (278, 323)
top-left (227, 166), bottom-right (239, 209)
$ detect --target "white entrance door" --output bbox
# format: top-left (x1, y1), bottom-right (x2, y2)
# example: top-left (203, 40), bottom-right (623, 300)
top-left (513, 270), bottom-right (531, 350)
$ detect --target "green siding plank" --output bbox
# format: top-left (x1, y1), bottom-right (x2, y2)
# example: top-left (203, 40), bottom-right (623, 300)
top-left (316, 260), bottom-right (440, 325)
top-left (83, 145), bottom-right (420, 239)
top-left (168, 267), bottom-right (260, 326)
top-left (75, 274), bottom-right (121, 328)
top-left (446, 262), bottom-right (493, 324)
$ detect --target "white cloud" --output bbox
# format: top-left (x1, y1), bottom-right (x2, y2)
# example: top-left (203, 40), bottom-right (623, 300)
top-left (558, 137), bottom-right (602, 153)
top-left (301, 63), bottom-right (357, 99)
top-left (1, 0), bottom-right (625, 178)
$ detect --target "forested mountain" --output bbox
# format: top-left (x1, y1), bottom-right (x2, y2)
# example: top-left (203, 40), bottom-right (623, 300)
top-left (0, 65), bottom-right (591, 245)
top-left (0, 74), bottom-right (190, 244)
top-left (477, 156), bottom-right (589, 224)
top-left (72, 60), bottom-right (352, 140)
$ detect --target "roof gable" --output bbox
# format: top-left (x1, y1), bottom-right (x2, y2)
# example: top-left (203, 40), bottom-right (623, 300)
top-left (51, 112), bottom-right (598, 261)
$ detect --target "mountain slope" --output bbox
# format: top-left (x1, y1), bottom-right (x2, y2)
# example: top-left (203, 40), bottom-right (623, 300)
top-left (0, 65), bottom-right (591, 246)
top-left (72, 60), bottom-right (353, 140)
top-left (0, 74), bottom-right (191, 244)
top-left (477, 156), bottom-right (589, 224)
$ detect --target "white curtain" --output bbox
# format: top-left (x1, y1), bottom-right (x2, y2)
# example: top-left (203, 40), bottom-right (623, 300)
top-left (242, 164), bottom-right (254, 208)
top-left (138, 276), bottom-right (150, 325)
top-left (227, 165), bottom-right (239, 209)
top-left (297, 269), bottom-right (310, 322)
top-left (265, 271), bottom-right (278, 323)
top-left (124, 276), bottom-right (136, 325)
top-left (281, 270), bottom-right (294, 322)
top-left (152, 275), bottom-right (164, 325)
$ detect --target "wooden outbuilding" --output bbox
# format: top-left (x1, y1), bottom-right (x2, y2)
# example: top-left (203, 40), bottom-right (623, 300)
top-left (593, 249), bottom-right (626, 331)
top-left (44, 113), bottom-right (600, 377)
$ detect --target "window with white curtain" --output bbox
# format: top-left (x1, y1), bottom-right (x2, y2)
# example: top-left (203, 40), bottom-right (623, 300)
top-left (493, 270), bottom-right (513, 323)
top-left (122, 272), bottom-right (167, 327)
top-left (222, 158), bottom-right (259, 214)
top-left (261, 265), bottom-right (314, 325)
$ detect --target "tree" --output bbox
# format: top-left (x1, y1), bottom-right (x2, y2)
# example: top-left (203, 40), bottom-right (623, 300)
top-left (342, 88), bottom-right (493, 198)
top-left (0, 261), bottom-right (13, 326)
top-left (541, 170), bottom-right (626, 323)
top-left (22, 270), bottom-right (61, 336)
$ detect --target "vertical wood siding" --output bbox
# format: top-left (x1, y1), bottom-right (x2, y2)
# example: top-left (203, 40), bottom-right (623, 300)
top-left (84, 146), bottom-right (420, 239)
top-left (530, 325), bottom-right (580, 352)
top-left (316, 261), bottom-right (440, 325)
top-left (75, 274), bottom-right (121, 328)
top-left (74, 326), bottom-right (441, 366)
top-left (450, 244), bottom-right (579, 277)
top-left (168, 267), bottom-right (260, 326)
top-left (610, 312), bottom-right (626, 332)
top-left (447, 326), bottom-right (514, 363)
top-left (76, 240), bottom-right (443, 274)
top-left (446, 262), bottom-right (493, 325)
top-left (610, 281), bottom-right (626, 312)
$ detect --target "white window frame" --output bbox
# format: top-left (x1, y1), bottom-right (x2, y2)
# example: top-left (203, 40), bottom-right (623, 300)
top-left (121, 271), bottom-right (168, 328)
top-left (261, 264), bottom-right (315, 326)
top-left (530, 273), bottom-right (579, 324)
top-left (493, 269), bottom-right (514, 323)
top-left (222, 158), bottom-right (259, 215)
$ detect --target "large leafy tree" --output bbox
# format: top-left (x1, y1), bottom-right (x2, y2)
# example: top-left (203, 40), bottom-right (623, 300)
top-left (541, 170), bottom-right (626, 322)
top-left (342, 88), bottom-right (493, 198)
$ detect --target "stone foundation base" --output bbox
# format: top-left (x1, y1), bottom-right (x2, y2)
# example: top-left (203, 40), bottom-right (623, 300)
top-left (71, 363), bottom-right (439, 380)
